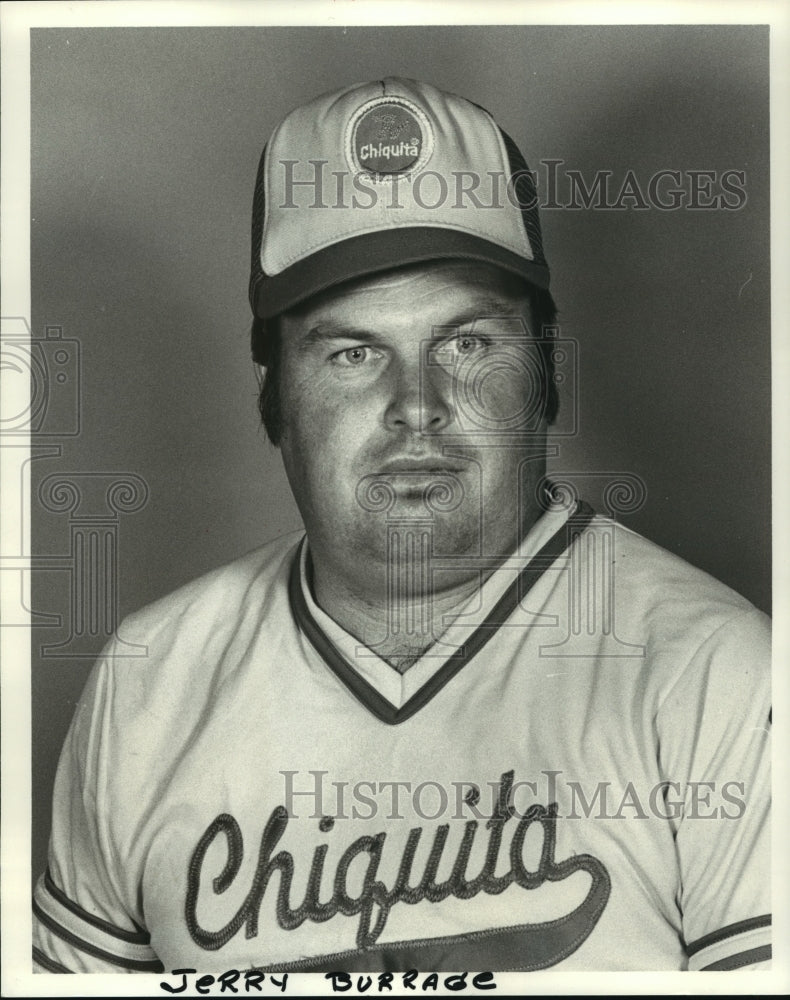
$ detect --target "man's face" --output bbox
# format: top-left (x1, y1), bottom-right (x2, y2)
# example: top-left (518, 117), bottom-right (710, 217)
top-left (277, 260), bottom-right (549, 594)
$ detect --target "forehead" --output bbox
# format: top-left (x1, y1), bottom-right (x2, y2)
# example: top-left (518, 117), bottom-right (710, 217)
top-left (284, 260), bottom-right (532, 329)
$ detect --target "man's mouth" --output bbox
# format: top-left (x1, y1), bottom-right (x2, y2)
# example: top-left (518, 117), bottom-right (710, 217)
top-left (377, 457), bottom-right (465, 475)
top-left (355, 462), bottom-right (468, 513)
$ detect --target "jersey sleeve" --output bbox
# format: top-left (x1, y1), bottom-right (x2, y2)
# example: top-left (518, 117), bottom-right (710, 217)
top-left (656, 606), bottom-right (771, 971)
top-left (32, 640), bottom-right (164, 974)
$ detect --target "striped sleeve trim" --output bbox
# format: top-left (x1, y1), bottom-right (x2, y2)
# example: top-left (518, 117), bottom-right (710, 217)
top-left (702, 945), bottom-right (772, 970)
top-left (686, 915), bottom-right (771, 971)
top-left (44, 868), bottom-right (150, 943)
top-left (33, 946), bottom-right (73, 973)
top-left (33, 873), bottom-right (164, 973)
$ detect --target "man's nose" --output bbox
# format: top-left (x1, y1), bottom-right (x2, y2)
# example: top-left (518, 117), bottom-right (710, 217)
top-left (383, 355), bottom-right (452, 434)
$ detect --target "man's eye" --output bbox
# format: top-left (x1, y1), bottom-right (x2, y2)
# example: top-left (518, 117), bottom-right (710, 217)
top-left (433, 335), bottom-right (487, 366)
top-left (453, 335), bottom-right (483, 355)
top-left (332, 346), bottom-right (378, 367)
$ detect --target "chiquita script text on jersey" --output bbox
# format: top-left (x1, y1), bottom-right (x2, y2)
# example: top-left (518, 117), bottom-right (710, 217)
top-left (186, 770), bottom-right (610, 955)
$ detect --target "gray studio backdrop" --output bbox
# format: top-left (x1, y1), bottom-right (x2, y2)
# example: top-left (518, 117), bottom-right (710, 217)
top-left (30, 25), bottom-right (770, 882)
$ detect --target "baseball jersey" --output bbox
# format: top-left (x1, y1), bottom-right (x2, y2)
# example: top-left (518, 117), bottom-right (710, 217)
top-left (33, 502), bottom-right (771, 973)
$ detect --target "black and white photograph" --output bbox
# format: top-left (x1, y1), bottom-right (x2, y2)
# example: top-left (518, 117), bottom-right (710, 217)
top-left (1, 0), bottom-right (787, 994)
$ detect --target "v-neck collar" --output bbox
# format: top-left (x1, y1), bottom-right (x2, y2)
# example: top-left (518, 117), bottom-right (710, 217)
top-left (288, 501), bottom-right (596, 725)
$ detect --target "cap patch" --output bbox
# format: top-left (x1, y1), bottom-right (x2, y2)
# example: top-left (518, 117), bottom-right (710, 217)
top-left (349, 98), bottom-right (431, 175)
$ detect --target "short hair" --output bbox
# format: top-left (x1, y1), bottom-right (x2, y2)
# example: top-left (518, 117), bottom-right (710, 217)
top-left (253, 281), bottom-right (559, 447)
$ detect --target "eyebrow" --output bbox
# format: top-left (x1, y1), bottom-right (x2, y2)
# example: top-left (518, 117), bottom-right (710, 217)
top-left (298, 299), bottom-right (527, 350)
top-left (434, 299), bottom-right (527, 330)
top-left (298, 324), bottom-right (373, 350)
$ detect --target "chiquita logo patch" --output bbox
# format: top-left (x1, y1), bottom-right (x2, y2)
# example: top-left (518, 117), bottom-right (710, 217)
top-left (353, 102), bottom-right (423, 174)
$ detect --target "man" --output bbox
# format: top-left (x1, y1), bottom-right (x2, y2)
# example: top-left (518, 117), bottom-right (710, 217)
top-left (33, 78), bottom-right (770, 973)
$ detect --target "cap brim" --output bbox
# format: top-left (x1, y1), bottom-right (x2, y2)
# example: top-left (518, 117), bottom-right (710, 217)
top-left (251, 227), bottom-right (550, 319)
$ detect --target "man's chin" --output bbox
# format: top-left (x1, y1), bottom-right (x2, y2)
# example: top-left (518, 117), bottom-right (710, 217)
top-left (350, 512), bottom-right (482, 564)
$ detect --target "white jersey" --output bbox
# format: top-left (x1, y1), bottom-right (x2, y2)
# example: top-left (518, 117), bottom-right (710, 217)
top-left (33, 502), bottom-right (771, 973)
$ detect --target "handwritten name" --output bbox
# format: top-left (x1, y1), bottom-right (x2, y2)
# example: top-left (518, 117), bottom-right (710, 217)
top-left (160, 968), bottom-right (287, 994)
top-left (159, 969), bottom-right (496, 994)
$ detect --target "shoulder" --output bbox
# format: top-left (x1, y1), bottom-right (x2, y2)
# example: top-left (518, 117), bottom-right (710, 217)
top-left (578, 513), bottom-right (770, 698)
top-left (584, 512), bottom-right (767, 623)
top-left (118, 530), bottom-right (303, 643)
top-left (82, 531), bottom-right (305, 719)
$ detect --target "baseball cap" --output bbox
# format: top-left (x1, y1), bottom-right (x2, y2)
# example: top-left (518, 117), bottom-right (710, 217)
top-left (249, 77), bottom-right (549, 332)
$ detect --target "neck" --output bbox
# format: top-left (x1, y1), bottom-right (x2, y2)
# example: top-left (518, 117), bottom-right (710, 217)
top-left (311, 564), bottom-right (486, 673)
top-left (308, 505), bottom-right (545, 673)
